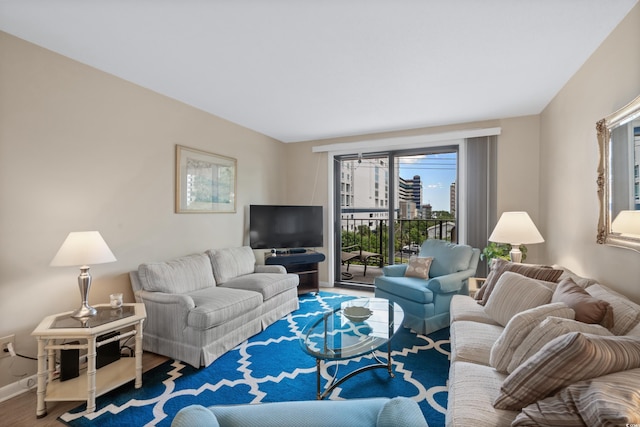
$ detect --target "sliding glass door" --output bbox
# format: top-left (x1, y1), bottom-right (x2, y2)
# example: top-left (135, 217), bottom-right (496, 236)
top-left (335, 147), bottom-right (458, 286)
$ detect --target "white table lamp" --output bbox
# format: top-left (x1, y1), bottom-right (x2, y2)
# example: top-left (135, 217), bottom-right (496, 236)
top-left (611, 210), bottom-right (640, 237)
top-left (488, 212), bottom-right (544, 263)
top-left (50, 231), bottom-right (117, 318)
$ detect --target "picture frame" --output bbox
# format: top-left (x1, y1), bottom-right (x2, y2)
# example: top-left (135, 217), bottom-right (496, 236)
top-left (175, 145), bottom-right (237, 213)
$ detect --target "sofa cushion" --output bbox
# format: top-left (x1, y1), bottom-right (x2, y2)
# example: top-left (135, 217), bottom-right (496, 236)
top-left (476, 259), bottom-right (562, 305)
top-left (586, 284), bottom-right (640, 335)
top-left (377, 397), bottom-right (428, 427)
top-left (138, 253), bottom-right (216, 294)
top-left (512, 368), bottom-right (640, 427)
top-left (404, 256), bottom-right (433, 279)
top-left (627, 321), bottom-right (640, 337)
top-left (446, 361), bottom-right (516, 427)
top-left (419, 239), bottom-right (473, 277)
top-left (551, 277), bottom-right (614, 328)
top-left (450, 295), bottom-right (500, 326)
top-left (489, 302), bottom-right (574, 373)
top-left (484, 272), bottom-right (553, 327)
top-left (374, 275), bottom-right (434, 304)
top-left (494, 332), bottom-right (640, 411)
top-left (221, 273), bottom-right (298, 301)
top-left (450, 320), bottom-right (504, 365)
top-left (187, 287), bottom-right (263, 329)
top-left (207, 246), bottom-right (256, 284)
top-left (507, 316), bottom-right (613, 374)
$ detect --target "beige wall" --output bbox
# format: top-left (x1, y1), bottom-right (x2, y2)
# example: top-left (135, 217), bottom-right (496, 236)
top-left (539, 3), bottom-right (640, 303)
top-left (300, 115), bottom-right (543, 278)
top-left (0, 32), bottom-right (289, 388)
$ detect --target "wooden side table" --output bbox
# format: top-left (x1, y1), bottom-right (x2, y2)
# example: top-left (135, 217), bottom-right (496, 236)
top-left (31, 303), bottom-right (146, 418)
top-left (468, 277), bottom-right (487, 298)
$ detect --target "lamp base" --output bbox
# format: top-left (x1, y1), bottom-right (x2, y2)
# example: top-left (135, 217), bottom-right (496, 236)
top-left (509, 247), bottom-right (523, 263)
top-left (71, 303), bottom-right (97, 319)
top-left (71, 266), bottom-right (97, 318)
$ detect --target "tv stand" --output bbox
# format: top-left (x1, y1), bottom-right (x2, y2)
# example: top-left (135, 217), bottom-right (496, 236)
top-left (265, 251), bottom-right (325, 295)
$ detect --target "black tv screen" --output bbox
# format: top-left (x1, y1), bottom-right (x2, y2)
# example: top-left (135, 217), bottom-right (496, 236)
top-left (249, 205), bottom-right (323, 249)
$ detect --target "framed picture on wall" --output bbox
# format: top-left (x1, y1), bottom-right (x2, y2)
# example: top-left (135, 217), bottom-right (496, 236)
top-left (175, 145), bottom-right (237, 213)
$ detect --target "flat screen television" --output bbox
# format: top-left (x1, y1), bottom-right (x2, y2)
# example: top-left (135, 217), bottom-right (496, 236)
top-left (249, 205), bottom-right (323, 249)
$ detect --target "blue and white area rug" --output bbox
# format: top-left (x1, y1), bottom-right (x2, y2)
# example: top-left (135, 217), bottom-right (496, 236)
top-left (60, 292), bottom-right (450, 427)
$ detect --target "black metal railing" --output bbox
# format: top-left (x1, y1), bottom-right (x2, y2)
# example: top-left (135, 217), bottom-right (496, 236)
top-left (340, 218), bottom-right (456, 267)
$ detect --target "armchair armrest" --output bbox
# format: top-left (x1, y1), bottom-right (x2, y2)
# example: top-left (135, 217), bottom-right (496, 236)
top-left (255, 264), bottom-right (287, 274)
top-left (382, 264), bottom-right (408, 277)
top-left (426, 268), bottom-right (476, 293)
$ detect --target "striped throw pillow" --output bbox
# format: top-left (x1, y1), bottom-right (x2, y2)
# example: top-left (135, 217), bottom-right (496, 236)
top-left (494, 332), bottom-right (640, 411)
top-left (483, 272), bottom-right (554, 327)
top-left (512, 368), bottom-right (640, 426)
top-left (489, 303), bottom-right (574, 373)
top-left (587, 284), bottom-right (640, 335)
top-left (506, 317), bottom-right (613, 374)
top-left (476, 258), bottom-right (563, 306)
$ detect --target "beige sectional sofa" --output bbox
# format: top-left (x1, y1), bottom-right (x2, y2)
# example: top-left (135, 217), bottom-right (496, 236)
top-left (130, 246), bottom-right (299, 368)
top-left (446, 260), bottom-right (640, 426)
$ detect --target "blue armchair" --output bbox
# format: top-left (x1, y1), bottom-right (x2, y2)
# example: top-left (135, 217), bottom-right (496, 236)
top-left (374, 239), bottom-right (480, 334)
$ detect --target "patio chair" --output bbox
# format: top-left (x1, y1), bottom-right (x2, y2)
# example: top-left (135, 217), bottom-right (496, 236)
top-left (342, 244), bottom-right (383, 277)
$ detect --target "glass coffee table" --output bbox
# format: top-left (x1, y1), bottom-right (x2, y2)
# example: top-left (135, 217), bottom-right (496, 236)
top-left (300, 297), bottom-right (404, 399)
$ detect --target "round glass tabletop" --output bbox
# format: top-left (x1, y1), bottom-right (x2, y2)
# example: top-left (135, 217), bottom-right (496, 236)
top-left (300, 297), bottom-right (404, 361)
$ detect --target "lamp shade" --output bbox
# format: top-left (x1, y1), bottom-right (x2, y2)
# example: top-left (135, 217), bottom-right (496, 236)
top-left (50, 231), bottom-right (116, 267)
top-left (489, 212), bottom-right (544, 245)
top-left (611, 210), bottom-right (640, 236)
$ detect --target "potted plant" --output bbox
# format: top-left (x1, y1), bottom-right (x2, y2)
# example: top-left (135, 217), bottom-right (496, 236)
top-left (480, 242), bottom-right (527, 263)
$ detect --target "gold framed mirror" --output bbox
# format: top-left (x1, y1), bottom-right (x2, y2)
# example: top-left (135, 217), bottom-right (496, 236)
top-left (597, 94), bottom-right (640, 252)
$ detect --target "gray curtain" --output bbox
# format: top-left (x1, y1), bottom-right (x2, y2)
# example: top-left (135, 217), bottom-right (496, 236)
top-left (465, 136), bottom-right (497, 277)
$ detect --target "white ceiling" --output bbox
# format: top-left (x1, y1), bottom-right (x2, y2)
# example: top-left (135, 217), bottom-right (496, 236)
top-left (0, 1), bottom-right (637, 143)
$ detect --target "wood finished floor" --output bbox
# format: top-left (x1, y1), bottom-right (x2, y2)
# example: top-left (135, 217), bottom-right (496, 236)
top-left (0, 287), bottom-right (372, 426)
top-left (0, 352), bottom-right (168, 426)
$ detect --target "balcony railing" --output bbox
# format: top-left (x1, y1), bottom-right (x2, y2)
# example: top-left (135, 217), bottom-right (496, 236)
top-left (340, 218), bottom-right (456, 267)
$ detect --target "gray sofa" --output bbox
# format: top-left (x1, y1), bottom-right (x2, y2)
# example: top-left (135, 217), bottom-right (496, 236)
top-left (130, 246), bottom-right (299, 367)
top-left (446, 263), bottom-right (640, 426)
top-left (170, 397), bottom-right (429, 427)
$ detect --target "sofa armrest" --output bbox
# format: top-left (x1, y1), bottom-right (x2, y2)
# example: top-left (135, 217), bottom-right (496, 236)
top-left (382, 264), bottom-right (408, 277)
top-left (426, 268), bottom-right (475, 293)
top-left (255, 264), bottom-right (287, 274)
top-left (135, 289), bottom-right (195, 328)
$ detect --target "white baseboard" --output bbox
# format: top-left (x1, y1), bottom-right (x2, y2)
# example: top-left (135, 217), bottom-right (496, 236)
top-left (0, 375), bottom-right (37, 403)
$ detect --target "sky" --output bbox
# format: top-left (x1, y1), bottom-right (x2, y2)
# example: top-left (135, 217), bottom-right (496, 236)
top-left (398, 152), bottom-right (457, 212)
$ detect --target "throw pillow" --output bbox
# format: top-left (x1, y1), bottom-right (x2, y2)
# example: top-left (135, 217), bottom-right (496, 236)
top-left (483, 272), bottom-right (554, 327)
top-left (586, 284), bottom-right (640, 335)
top-left (494, 332), bottom-right (640, 411)
top-left (404, 256), bottom-right (433, 279)
top-left (377, 397), bottom-right (429, 427)
top-left (207, 246), bottom-right (256, 284)
top-left (512, 368), bottom-right (640, 427)
top-left (489, 302), bottom-right (574, 373)
top-left (476, 258), bottom-right (562, 306)
top-left (551, 277), bottom-right (614, 328)
top-left (137, 253), bottom-right (216, 294)
top-left (506, 316), bottom-right (613, 374)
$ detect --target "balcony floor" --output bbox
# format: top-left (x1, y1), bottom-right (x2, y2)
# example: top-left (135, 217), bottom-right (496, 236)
top-left (338, 263), bottom-right (383, 287)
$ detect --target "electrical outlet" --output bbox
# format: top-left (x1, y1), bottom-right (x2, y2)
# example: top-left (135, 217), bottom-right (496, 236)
top-left (0, 335), bottom-right (15, 359)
